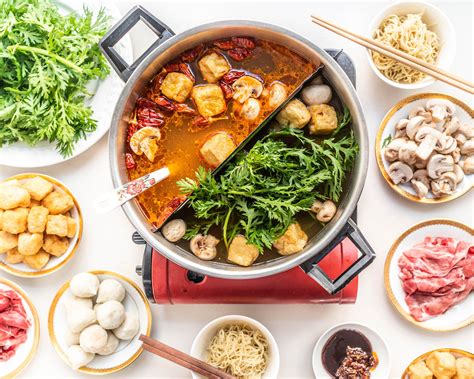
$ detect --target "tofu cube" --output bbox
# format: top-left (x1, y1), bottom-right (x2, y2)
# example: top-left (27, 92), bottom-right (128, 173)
top-left (43, 235), bottom-right (69, 257)
top-left (0, 185), bottom-right (31, 210)
top-left (200, 132), bottom-right (236, 168)
top-left (0, 231), bottom-right (18, 253)
top-left (198, 52), bottom-right (230, 83)
top-left (308, 104), bottom-right (338, 135)
top-left (5, 248), bottom-right (24, 264)
top-left (46, 215), bottom-right (68, 237)
top-left (227, 235), bottom-right (259, 267)
top-left (21, 176), bottom-right (54, 201)
top-left (408, 361), bottom-right (434, 379)
top-left (42, 191), bottom-right (74, 215)
top-left (273, 222), bottom-right (308, 255)
top-left (28, 206), bottom-right (49, 233)
top-left (2, 208), bottom-right (29, 234)
top-left (18, 232), bottom-right (43, 256)
top-left (276, 99), bottom-right (311, 129)
top-left (23, 249), bottom-right (50, 270)
top-left (67, 217), bottom-right (77, 239)
top-left (160, 72), bottom-right (194, 103)
top-left (191, 85), bottom-right (226, 117)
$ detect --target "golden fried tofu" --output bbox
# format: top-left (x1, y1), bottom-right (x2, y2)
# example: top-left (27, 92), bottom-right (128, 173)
top-left (426, 352), bottom-right (456, 379)
top-left (5, 248), bottom-right (23, 264)
top-left (30, 199), bottom-right (40, 207)
top-left (0, 210), bottom-right (3, 229)
top-left (67, 217), bottom-right (77, 239)
top-left (276, 99), bottom-right (311, 129)
top-left (227, 235), bottom-right (259, 267)
top-left (42, 191), bottom-right (74, 215)
top-left (0, 231), bottom-right (18, 253)
top-left (43, 234), bottom-right (69, 257)
top-left (27, 206), bottom-right (49, 233)
top-left (23, 249), bottom-right (50, 270)
top-left (408, 360), bottom-right (433, 379)
top-left (308, 104), bottom-right (338, 135)
top-left (46, 214), bottom-right (68, 237)
top-left (0, 185), bottom-right (31, 210)
top-left (455, 357), bottom-right (473, 379)
top-left (191, 84), bottom-right (226, 117)
top-left (198, 52), bottom-right (230, 83)
top-left (18, 232), bottom-right (43, 256)
top-left (273, 222), bottom-right (308, 255)
top-left (2, 208), bottom-right (29, 234)
top-left (200, 132), bottom-right (236, 168)
top-left (160, 72), bottom-right (194, 103)
top-left (0, 179), bottom-right (19, 187)
top-left (21, 176), bottom-right (54, 201)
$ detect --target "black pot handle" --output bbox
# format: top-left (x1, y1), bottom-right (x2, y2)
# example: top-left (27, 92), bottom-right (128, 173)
top-left (300, 219), bottom-right (375, 295)
top-left (99, 5), bottom-right (175, 82)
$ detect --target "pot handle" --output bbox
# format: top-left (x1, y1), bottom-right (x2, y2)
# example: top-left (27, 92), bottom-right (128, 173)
top-left (300, 219), bottom-right (375, 295)
top-left (99, 5), bottom-right (175, 82)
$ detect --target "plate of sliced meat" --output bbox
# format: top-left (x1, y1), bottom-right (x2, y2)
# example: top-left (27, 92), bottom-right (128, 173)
top-left (0, 277), bottom-right (39, 378)
top-left (384, 219), bottom-right (473, 331)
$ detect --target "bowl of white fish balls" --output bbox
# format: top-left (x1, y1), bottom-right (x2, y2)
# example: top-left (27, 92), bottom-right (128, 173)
top-left (48, 271), bottom-right (152, 374)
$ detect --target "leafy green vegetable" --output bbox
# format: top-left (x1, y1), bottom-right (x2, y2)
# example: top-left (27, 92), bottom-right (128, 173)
top-left (382, 134), bottom-right (392, 148)
top-left (331, 105), bottom-right (351, 135)
top-left (0, 0), bottom-right (110, 156)
top-left (178, 128), bottom-right (358, 252)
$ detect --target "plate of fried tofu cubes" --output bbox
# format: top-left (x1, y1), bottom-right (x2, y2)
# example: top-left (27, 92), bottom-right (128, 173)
top-left (0, 174), bottom-right (82, 277)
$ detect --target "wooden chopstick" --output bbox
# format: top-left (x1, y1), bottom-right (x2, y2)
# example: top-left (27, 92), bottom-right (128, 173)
top-left (139, 335), bottom-right (236, 379)
top-left (310, 15), bottom-right (474, 94)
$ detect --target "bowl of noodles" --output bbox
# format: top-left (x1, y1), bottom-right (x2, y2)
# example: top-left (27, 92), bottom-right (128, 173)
top-left (190, 315), bottom-right (279, 379)
top-left (368, 1), bottom-right (455, 89)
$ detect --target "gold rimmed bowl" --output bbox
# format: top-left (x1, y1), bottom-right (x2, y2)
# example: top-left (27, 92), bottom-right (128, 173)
top-left (375, 93), bottom-right (473, 204)
top-left (0, 173), bottom-right (83, 277)
top-left (0, 277), bottom-right (40, 379)
top-left (48, 270), bottom-right (152, 375)
top-left (384, 219), bottom-right (473, 332)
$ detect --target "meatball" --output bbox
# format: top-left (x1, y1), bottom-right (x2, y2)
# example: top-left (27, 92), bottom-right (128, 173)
top-left (308, 104), bottom-right (338, 135)
top-left (273, 222), bottom-right (308, 255)
top-left (198, 52), bottom-right (230, 83)
top-left (160, 72), bottom-right (193, 103)
top-left (191, 84), bottom-right (226, 117)
top-left (276, 99), bottom-right (311, 129)
top-left (200, 132), bottom-right (236, 168)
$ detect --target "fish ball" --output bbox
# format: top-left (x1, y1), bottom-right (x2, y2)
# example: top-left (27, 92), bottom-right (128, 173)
top-left (96, 279), bottom-right (125, 304)
top-left (96, 300), bottom-right (125, 330)
top-left (70, 273), bottom-right (99, 298)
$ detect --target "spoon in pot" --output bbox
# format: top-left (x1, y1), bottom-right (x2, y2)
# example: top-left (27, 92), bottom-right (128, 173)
top-left (94, 166), bottom-right (170, 214)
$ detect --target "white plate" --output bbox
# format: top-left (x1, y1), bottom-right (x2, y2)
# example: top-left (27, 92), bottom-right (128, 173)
top-left (0, 174), bottom-right (83, 277)
top-left (0, 0), bottom-right (132, 168)
top-left (0, 278), bottom-right (40, 379)
top-left (384, 219), bottom-right (473, 331)
top-left (375, 93), bottom-right (474, 203)
top-left (312, 322), bottom-right (391, 379)
top-left (48, 271), bottom-right (152, 375)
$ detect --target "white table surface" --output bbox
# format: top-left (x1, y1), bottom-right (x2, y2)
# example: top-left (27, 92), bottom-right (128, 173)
top-left (1, 1), bottom-right (473, 378)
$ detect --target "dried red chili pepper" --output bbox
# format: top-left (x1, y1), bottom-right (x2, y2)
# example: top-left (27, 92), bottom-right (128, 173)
top-left (191, 115), bottom-right (210, 128)
top-left (156, 195), bottom-right (187, 227)
top-left (231, 36), bottom-right (255, 49)
top-left (175, 103), bottom-right (196, 115)
top-left (213, 39), bottom-right (235, 50)
top-left (228, 47), bottom-right (251, 61)
top-left (125, 153), bottom-right (136, 169)
top-left (181, 44), bottom-right (204, 63)
top-left (163, 62), bottom-right (195, 82)
top-left (152, 95), bottom-right (177, 111)
top-left (126, 123), bottom-right (138, 142)
top-left (219, 80), bottom-right (233, 100)
top-left (221, 70), bottom-right (246, 84)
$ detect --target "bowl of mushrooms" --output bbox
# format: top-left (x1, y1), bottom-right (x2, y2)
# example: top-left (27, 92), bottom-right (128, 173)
top-left (376, 93), bottom-right (473, 203)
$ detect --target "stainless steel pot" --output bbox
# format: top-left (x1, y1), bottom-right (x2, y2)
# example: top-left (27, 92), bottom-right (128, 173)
top-left (101, 6), bottom-right (375, 294)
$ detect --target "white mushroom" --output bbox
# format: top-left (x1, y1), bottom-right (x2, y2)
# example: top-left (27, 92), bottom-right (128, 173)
top-left (460, 139), bottom-right (474, 156)
top-left (232, 76), bottom-right (263, 103)
top-left (454, 132), bottom-right (467, 147)
top-left (459, 156), bottom-right (474, 174)
top-left (394, 119), bottom-right (409, 138)
top-left (240, 98), bottom-right (261, 121)
top-left (406, 116), bottom-right (426, 139)
top-left (443, 117), bottom-right (461, 135)
top-left (451, 148), bottom-right (461, 163)
top-left (453, 164), bottom-right (464, 183)
top-left (162, 219), bottom-right (187, 242)
top-left (412, 169), bottom-right (430, 187)
top-left (411, 180), bottom-right (429, 199)
top-left (388, 161), bottom-right (413, 184)
top-left (431, 172), bottom-right (457, 198)
top-left (398, 141), bottom-right (418, 165)
top-left (427, 154), bottom-right (454, 179)
top-left (301, 84), bottom-right (332, 105)
top-left (310, 200), bottom-right (323, 214)
top-left (408, 106), bottom-right (431, 120)
top-left (267, 82), bottom-right (288, 108)
top-left (383, 138), bottom-right (407, 162)
top-left (315, 200), bottom-right (337, 223)
top-left (415, 127), bottom-right (446, 160)
top-left (414, 155), bottom-right (430, 169)
top-left (437, 136), bottom-right (457, 155)
top-left (425, 99), bottom-right (456, 122)
top-left (458, 123), bottom-right (474, 139)
top-left (190, 234), bottom-right (219, 260)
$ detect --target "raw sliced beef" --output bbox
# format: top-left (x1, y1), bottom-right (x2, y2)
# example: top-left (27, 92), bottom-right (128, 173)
top-left (398, 237), bottom-right (473, 322)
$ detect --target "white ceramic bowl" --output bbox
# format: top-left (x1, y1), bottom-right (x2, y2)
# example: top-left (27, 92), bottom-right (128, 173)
top-left (367, 1), bottom-right (456, 89)
top-left (312, 322), bottom-right (391, 378)
top-left (190, 315), bottom-right (280, 379)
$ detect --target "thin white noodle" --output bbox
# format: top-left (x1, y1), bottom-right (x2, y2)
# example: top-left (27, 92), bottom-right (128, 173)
top-left (206, 324), bottom-right (269, 379)
top-left (372, 13), bottom-right (440, 83)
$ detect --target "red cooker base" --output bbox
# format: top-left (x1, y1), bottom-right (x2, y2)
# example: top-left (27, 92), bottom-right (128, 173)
top-left (149, 238), bottom-right (358, 304)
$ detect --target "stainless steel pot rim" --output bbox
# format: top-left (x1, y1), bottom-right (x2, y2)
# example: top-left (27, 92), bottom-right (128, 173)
top-left (108, 20), bottom-right (368, 279)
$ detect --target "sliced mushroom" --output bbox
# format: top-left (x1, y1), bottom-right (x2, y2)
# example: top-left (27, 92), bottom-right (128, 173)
top-left (394, 119), bottom-right (409, 139)
top-left (398, 141), bottom-right (418, 165)
top-left (314, 200), bottom-right (337, 223)
top-left (451, 148), bottom-right (461, 163)
top-left (240, 98), bottom-right (261, 121)
top-left (383, 138), bottom-right (407, 162)
top-left (425, 99), bottom-right (455, 122)
top-left (411, 180), bottom-right (429, 199)
top-left (412, 169), bottom-right (430, 187)
top-left (431, 172), bottom-right (457, 198)
top-left (443, 116), bottom-right (461, 135)
top-left (459, 156), bottom-right (474, 174)
top-left (437, 136), bottom-right (457, 155)
top-left (140, 137), bottom-right (159, 162)
top-left (458, 123), bottom-right (474, 139)
top-left (408, 106), bottom-right (431, 120)
top-left (415, 127), bottom-right (446, 161)
top-left (310, 200), bottom-right (323, 214)
top-left (414, 155), bottom-right (430, 169)
top-left (162, 219), bottom-right (186, 242)
top-left (426, 154), bottom-right (454, 179)
top-left (129, 127), bottom-right (161, 155)
top-left (454, 132), bottom-right (467, 147)
top-left (388, 161), bottom-right (413, 184)
top-left (460, 139), bottom-right (474, 156)
top-left (406, 116), bottom-right (426, 139)
top-left (453, 164), bottom-right (464, 184)
top-left (267, 82), bottom-right (288, 108)
top-left (232, 76), bottom-right (263, 103)
top-left (190, 234), bottom-right (219, 261)
top-left (301, 84), bottom-right (332, 105)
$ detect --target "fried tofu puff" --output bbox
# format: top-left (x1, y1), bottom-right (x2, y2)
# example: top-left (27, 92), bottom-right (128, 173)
top-left (28, 206), bottom-right (49, 233)
top-left (160, 72), bottom-right (193, 103)
top-left (308, 104), bottom-right (338, 135)
top-left (426, 352), bottom-right (456, 379)
top-left (276, 99), bottom-right (311, 129)
top-left (18, 232), bottom-right (43, 256)
top-left (5, 248), bottom-right (23, 264)
top-left (46, 214), bottom-right (69, 237)
top-left (455, 357), bottom-right (474, 379)
top-left (273, 222), bottom-right (308, 255)
top-left (198, 52), bottom-right (230, 83)
top-left (43, 234), bottom-right (69, 257)
top-left (2, 208), bottom-right (29, 234)
top-left (200, 132), bottom-right (236, 168)
top-left (21, 176), bottom-right (54, 201)
top-left (408, 360), bottom-right (433, 379)
top-left (42, 191), bottom-right (74, 215)
top-left (227, 235), bottom-right (259, 267)
top-left (191, 85), bottom-right (226, 117)
top-left (0, 231), bottom-right (18, 253)
top-left (0, 185), bottom-right (31, 210)
top-left (23, 249), bottom-right (50, 270)
top-left (67, 217), bottom-right (77, 239)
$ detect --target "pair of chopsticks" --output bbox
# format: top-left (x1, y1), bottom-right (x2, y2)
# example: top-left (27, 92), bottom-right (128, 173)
top-left (139, 335), bottom-right (236, 379)
top-left (311, 15), bottom-right (474, 94)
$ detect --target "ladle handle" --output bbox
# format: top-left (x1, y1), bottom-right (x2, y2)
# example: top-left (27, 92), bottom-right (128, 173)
top-left (99, 5), bottom-right (175, 82)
